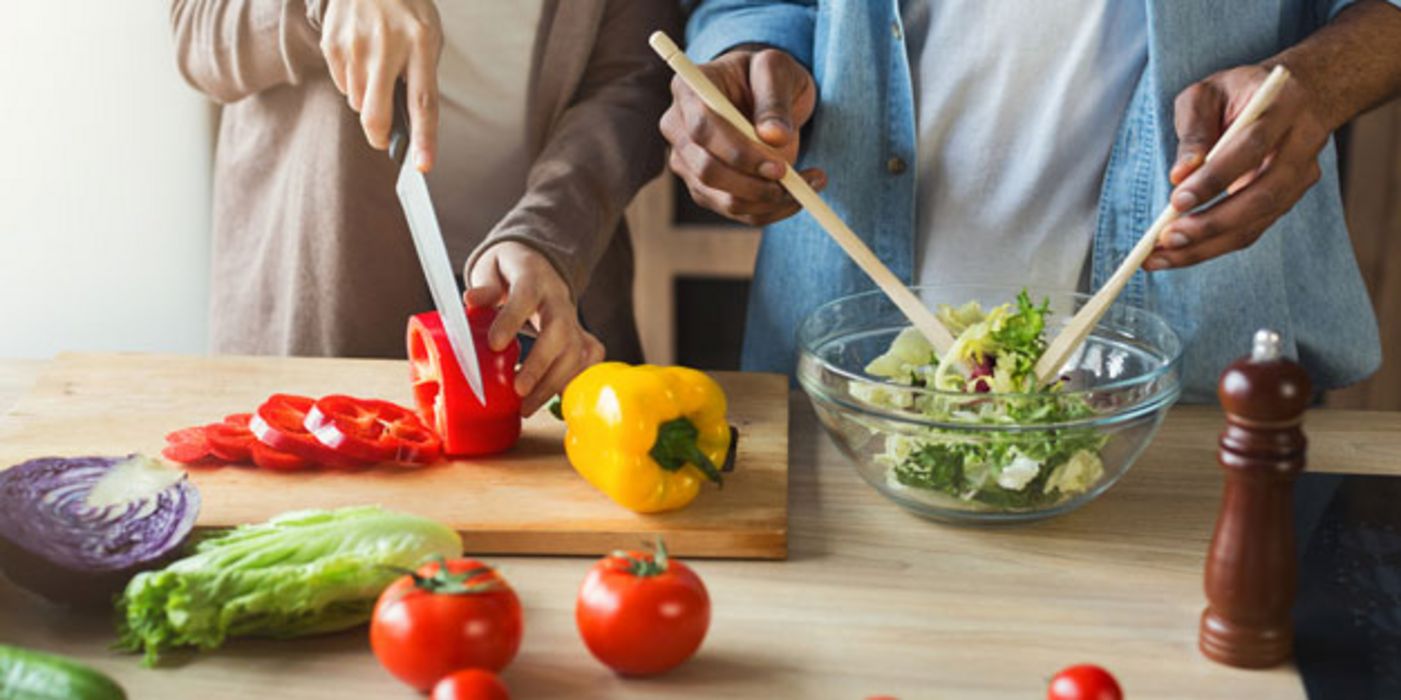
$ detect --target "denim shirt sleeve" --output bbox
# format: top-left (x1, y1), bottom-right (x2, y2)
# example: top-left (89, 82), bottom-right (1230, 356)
top-left (1323, 0), bottom-right (1401, 19)
top-left (685, 0), bottom-right (817, 69)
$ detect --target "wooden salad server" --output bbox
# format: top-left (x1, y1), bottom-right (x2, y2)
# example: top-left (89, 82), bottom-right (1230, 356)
top-left (1033, 66), bottom-right (1293, 384)
top-left (648, 31), bottom-right (957, 357)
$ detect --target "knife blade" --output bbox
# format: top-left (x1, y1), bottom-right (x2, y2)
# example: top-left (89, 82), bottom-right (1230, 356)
top-left (389, 83), bottom-right (487, 406)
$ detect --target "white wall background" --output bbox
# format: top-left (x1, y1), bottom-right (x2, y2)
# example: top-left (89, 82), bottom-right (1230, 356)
top-left (0, 2), bottom-right (213, 359)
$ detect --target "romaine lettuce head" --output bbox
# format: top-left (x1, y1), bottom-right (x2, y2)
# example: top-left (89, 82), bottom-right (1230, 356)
top-left (117, 505), bottom-right (461, 665)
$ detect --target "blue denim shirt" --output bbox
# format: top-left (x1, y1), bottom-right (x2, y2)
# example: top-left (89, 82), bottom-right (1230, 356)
top-left (687, 0), bottom-right (1387, 402)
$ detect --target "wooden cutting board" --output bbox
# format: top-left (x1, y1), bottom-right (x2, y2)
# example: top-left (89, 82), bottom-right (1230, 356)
top-left (0, 353), bottom-right (789, 559)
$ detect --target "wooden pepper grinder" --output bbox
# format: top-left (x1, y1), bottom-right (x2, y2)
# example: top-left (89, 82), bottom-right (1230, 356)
top-left (1199, 329), bottom-right (1312, 668)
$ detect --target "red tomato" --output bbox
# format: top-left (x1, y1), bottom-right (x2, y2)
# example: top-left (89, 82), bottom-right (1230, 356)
top-left (304, 395), bottom-right (442, 465)
top-left (250, 394), bottom-right (368, 469)
top-left (162, 426), bottom-right (211, 464)
top-left (371, 558), bottom-right (523, 691)
top-left (407, 307), bottom-right (521, 457)
top-left (575, 539), bottom-right (710, 676)
top-left (1048, 664), bottom-right (1123, 700)
top-left (430, 669), bottom-right (510, 700)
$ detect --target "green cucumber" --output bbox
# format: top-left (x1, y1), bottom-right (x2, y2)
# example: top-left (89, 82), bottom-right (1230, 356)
top-left (0, 645), bottom-right (125, 700)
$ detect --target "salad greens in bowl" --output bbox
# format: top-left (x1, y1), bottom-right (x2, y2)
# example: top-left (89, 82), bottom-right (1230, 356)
top-left (796, 285), bottom-right (1182, 523)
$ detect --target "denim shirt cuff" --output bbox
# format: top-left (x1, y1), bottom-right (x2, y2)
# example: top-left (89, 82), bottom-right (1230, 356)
top-left (686, 7), bottom-right (816, 70)
top-left (1324, 0), bottom-right (1401, 19)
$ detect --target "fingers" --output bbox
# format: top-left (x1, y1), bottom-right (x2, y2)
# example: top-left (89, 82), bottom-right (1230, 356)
top-left (406, 39), bottom-right (439, 171)
top-left (672, 74), bottom-right (786, 178)
top-left (1172, 82), bottom-right (1300, 212)
top-left (661, 50), bottom-right (822, 226)
top-left (519, 325), bottom-right (604, 416)
top-left (1171, 81), bottom-right (1225, 185)
top-left (463, 284), bottom-right (504, 311)
top-left (1147, 129), bottom-right (1322, 270)
top-left (673, 158), bottom-right (822, 226)
top-left (343, 43), bottom-right (368, 114)
top-left (318, 0), bottom-right (440, 160)
top-left (489, 283), bottom-right (540, 353)
top-left (359, 53), bottom-right (400, 151)
top-left (671, 141), bottom-right (789, 205)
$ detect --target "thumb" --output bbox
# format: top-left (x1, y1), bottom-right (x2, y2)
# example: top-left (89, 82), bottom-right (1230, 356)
top-left (749, 50), bottom-right (801, 150)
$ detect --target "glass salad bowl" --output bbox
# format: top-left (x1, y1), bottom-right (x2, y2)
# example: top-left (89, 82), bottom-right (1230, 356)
top-left (796, 284), bottom-right (1182, 524)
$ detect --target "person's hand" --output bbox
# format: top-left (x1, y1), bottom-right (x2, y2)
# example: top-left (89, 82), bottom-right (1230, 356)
top-left (320, 0), bottom-right (441, 170)
top-left (1146, 65), bottom-right (1330, 270)
top-left (660, 47), bottom-right (824, 226)
top-left (465, 242), bottom-right (605, 416)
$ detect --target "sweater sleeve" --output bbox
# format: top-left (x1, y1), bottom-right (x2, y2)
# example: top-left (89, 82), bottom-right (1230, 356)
top-left (170, 0), bottom-right (327, 103)
top-left (466, 0), bottom-right (681, 299)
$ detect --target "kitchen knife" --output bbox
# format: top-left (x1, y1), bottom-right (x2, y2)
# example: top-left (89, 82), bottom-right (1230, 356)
top-left (389, 82), bottom-right (487, 405)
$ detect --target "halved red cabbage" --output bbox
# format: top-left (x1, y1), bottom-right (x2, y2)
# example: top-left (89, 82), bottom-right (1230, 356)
top-left (0, 455), bottom-right (200, 607)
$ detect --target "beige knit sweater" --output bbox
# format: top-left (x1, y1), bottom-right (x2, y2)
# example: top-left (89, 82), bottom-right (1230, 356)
top-left (170, 0), bottom-right (678, 360)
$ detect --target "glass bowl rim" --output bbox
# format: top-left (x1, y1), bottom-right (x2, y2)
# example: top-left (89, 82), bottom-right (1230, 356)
top-left (796, 283), bottom-right (1185, 404)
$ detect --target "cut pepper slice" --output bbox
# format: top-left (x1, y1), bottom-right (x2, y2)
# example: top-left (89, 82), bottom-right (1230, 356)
top-left (162, 426), bottom-right (212, 464)
top-left (304, 395), bottom-right (442, 465)
top-left (407, 307), bottom-right (521, 457)
top-left (250, 394), bottom-right (369, 469)
top-left (249, 441), bottom-right (313, 472)
top-left (205, 419), bottom-right (255, 463)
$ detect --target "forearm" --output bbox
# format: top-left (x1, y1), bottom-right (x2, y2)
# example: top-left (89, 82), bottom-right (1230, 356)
top-left (170, 0), bottom-right (326, 103)
top-left (470, 0), bottom-right (677, 297)
top-left (1267, 0), bottom-right (1401, 130)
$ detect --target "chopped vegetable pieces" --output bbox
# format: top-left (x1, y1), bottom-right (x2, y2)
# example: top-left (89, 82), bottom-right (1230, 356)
top-left (164, 394), bottom-right (444, 471)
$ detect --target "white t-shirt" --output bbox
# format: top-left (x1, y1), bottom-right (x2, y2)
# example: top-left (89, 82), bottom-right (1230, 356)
top-left (902, 0), bottom-right (1148, 292)
top-left (428, 0), bottom-right (544, 266)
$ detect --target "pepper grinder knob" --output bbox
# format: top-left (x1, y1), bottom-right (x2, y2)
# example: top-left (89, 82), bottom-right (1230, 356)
top-left (1200, 328), bottom-right (1312, 668)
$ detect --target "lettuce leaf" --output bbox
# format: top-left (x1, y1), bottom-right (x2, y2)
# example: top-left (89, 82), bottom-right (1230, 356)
top-left (860, 289), bottom-right (1109, 509)
top-left (116, 506), bottom-right (460, 665)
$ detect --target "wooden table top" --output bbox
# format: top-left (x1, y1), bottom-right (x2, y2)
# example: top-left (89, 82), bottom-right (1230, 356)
top-left (1, 358), bottom-right (1399, 699)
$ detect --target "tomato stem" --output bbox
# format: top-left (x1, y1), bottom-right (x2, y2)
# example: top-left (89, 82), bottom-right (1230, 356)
top-left (383, 556), bottom-right (502, 595)
top-left (612, 537), bottom-right (671, 578)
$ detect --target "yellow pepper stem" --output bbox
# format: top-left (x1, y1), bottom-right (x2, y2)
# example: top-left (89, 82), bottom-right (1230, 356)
top-left (649, 418), bottom-right (723, 486)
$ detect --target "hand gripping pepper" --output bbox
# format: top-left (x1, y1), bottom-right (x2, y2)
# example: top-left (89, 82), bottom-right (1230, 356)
top-left (560, 363), bottom-right (735, 514)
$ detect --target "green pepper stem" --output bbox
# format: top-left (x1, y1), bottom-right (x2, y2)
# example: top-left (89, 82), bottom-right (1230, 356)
top-left (650, 417), bottom-right (724, 486)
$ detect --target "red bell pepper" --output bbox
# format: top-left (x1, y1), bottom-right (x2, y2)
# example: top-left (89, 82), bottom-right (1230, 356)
top-left (406, 306), bottom-right (521, 456)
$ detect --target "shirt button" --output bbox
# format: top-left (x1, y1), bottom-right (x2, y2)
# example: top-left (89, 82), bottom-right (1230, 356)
top-left (887, 157), bottom-right (907, 175)
top-left (891, 21), bottom-right (902, 40)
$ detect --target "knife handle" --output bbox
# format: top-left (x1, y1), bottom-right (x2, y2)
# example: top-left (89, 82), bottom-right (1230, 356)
top-left (389, 80), bottom-right (411, 166)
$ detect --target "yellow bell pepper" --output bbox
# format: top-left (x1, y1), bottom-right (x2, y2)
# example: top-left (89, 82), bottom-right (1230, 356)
top-left (560, 363), bottom-right (733, 514)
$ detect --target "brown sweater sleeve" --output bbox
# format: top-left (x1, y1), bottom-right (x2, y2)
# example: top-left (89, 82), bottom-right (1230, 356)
top-left (170, 0), bottom-right (328, 103)
top-left (467, 0), bottom-right (682, 299)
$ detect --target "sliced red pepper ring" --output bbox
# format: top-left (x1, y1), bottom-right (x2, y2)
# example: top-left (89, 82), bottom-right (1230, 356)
top-left (249, 441), bottom-right (313, 472)
top-left (162, 426), bottom-right (212, 464)
top-left (205, 420), bottom-right (255, 463)
top-left (304, 395), bottom-right (442, 465)
top-left (250, 394), bottom-right (371, 470)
